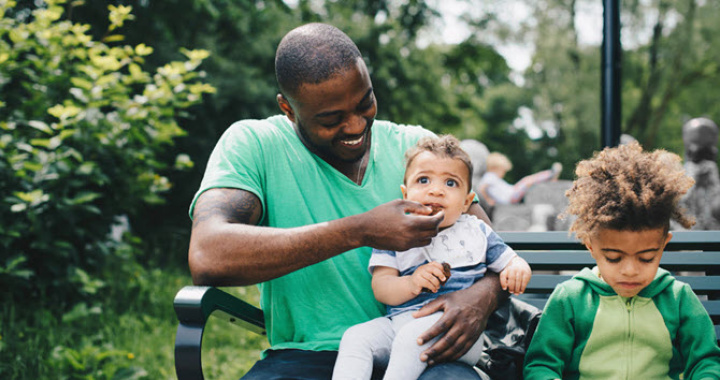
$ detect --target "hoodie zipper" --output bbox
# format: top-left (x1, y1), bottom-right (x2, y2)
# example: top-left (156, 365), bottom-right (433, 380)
top-left (625, 297), bottom-right (635, 379)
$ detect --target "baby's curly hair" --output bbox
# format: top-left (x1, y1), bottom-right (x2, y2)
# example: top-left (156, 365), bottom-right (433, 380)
top-left (404, 135), bottom-right (474, 193)
top-left (563, 141), bottom-right (695, 242)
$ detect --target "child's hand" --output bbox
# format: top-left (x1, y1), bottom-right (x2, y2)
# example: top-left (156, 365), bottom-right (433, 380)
top-left (409, 262), bottom-right (447, 295)
top-left (500, 256), bottom-right (532, 295)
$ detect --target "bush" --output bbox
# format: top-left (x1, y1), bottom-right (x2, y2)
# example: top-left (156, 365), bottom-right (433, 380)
top-left (0, 0), bottom-right (214, 307)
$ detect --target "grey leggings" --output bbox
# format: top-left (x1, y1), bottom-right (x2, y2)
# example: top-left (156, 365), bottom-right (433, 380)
top-left (332, 311), bottom-right (484, 380)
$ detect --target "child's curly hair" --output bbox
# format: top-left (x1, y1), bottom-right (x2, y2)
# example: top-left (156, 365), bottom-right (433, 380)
top-left (563, 141), bottom-right (695, 242)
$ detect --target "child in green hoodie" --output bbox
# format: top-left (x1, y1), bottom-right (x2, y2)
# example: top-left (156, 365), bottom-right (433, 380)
top-left (524, 141), bottom-right (720, 380)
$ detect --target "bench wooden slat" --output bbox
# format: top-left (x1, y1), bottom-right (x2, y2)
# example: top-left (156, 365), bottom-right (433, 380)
top-left (517, 251), bottom-right (720, 272)
top-left (499, 231), bottom-right (720, 251)
top-left (522, 274), bottom-right (720, 294)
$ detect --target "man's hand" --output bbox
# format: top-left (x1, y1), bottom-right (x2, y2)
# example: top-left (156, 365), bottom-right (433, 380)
top-left (412, 283), bottom-right (496, 365)
top-left (360, 199), bottom-right (445, 251)
top-left (500, 256), bottom-right (532, 295)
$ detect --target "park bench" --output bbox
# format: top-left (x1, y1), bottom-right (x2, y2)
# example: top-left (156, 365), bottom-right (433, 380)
top-left (173, 230), bottom-right (720, 380)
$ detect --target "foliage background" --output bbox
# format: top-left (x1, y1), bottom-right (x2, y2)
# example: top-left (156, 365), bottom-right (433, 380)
top-left (1, 0), bottom-right (718, 378)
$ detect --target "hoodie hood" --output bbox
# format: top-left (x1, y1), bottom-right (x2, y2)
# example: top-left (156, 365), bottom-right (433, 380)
top-left (574, 267), bottom-right (675, 298)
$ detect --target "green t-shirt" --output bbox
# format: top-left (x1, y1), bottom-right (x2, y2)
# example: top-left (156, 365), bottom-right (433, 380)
top-left (190, 115), bottom-right (434, 352)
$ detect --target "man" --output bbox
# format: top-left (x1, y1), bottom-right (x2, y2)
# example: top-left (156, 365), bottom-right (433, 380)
top-left (188, 23), bottom-right (506, 379)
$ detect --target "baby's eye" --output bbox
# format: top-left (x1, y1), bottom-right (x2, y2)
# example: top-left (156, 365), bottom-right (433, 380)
top-left (445, 179), bottom-right (457, 187)
top-left (639, 257), bottom-right (655, 263)
top-left (417, 177), bottom-right (429, 184)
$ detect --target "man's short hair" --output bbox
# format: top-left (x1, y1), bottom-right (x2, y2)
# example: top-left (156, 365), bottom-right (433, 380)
top-left (275, 23), bottom-right (363, 98)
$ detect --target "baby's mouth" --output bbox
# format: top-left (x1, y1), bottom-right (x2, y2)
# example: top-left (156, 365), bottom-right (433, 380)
top-left (426, 204), bottom-right (443, 215)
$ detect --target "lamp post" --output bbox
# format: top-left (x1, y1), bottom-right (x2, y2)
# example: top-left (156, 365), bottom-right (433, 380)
top-left (601, 0), bottom-right (622, 148)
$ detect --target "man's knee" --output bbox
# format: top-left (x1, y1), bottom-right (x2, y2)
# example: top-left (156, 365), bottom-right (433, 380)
top-left (417, 362), bottom-right (486, 380)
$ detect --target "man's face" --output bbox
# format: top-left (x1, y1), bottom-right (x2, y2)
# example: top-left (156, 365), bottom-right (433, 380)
top-left (586, 227), bottom-right (671, 298)
top-left (402, 152), bottom-right (475, 229)
top-left (278, 58), bottom-right (377, 166)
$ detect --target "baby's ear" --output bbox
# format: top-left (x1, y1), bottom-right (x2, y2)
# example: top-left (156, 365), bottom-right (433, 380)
top-left (464, 191), bottom-right (476, 210)
top-left (400, 184), bottom-right (408, 200)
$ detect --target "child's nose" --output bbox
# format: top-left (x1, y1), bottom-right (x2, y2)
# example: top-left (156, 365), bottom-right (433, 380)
top-left (619, 260), bottom-right (639, 276)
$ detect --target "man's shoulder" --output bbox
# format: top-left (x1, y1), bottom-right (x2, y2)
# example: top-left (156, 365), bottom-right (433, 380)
top-left (217, 115), bottom-right (295, 152)
top-left (226, 115), bottom-right (290, 135)
top-left (373, 120), bottom-right (434, 139)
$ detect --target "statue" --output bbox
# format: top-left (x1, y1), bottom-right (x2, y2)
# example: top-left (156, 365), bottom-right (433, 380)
top-left (680, 117), bottom-right (720, 230)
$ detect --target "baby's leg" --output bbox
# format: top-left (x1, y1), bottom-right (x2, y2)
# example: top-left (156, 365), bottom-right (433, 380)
top-left (510, 169), bottom-right (555, 203)
top-left (382, 312), bottom-right (444, 380)
top-left (333, 317), bottom-right (395, 380)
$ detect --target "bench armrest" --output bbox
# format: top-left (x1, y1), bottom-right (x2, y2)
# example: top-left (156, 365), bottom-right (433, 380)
top-left (173, 286), bottom-right (265, 380)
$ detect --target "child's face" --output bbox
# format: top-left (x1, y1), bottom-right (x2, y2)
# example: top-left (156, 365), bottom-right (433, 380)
top-left (585, 227), bottom-right (671, 298)
top-left (402, 151), bottom-right (475, 228)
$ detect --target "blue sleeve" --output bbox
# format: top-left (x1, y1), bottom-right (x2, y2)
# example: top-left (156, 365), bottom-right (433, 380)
top-left (480, 222), bottom-right (517, 272)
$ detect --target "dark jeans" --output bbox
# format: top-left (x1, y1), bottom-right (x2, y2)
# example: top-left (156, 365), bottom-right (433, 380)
top-left (240, 349), bottom-right (485, 380)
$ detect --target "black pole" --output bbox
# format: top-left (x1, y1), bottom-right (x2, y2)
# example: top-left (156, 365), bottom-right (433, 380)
top-left (601, 0), bottom-right (622, 148)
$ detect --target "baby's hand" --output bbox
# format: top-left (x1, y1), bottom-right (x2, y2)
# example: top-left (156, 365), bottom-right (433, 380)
top-left (500, 256), bottom-right (532, 295)
top-left (409, 262), bottom-right (447, 295)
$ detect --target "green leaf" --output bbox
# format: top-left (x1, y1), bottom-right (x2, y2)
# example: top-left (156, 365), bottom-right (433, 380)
top-left (69, 191), bottom-right (102, 204)
top-left (14, 189), bottom-right (46, 203)
top-left (102, 34), bottom-right (125, 43)
top-left (27, 120), bottom-right (53, 134)
top-left (70, 77), bottom-right (93, 90)
top-left (10, 203), bottom-right (27, 213)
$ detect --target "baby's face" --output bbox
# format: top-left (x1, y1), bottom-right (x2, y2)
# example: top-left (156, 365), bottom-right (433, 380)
top-left (402, 151), bottom-right (474, 228)
top-left (585, 227), bottom-right (670, 298)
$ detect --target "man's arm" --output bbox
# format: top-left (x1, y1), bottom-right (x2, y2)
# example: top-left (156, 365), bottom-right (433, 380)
top-left (188, 187), bottom-right (445, 286)
top-left (412, 202), bottom-right (508, 364)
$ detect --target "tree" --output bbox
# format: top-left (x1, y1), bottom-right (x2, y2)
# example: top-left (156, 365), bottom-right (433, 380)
top-left (623, 0), bottom-right (720, 153)
top-left (511, 0), bottom-right (720, 172)
top-left (0, 0), bottom-right (214, 306)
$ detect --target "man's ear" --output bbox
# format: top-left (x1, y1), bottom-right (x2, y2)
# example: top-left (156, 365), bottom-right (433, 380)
top-left (400, 184), bottom-right (408, 200)
top-left (277, 93), bottom-right (296, 123)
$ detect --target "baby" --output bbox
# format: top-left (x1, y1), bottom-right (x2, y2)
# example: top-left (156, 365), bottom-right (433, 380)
top-left (333, 135), bottom-right (531, 379)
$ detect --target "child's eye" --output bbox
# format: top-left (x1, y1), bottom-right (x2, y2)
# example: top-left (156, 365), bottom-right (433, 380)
top-left (417, 177), bottom-right (429, 184)
top-left (639, 257), bottom-right (655, 263)
top-left (445, 179), bottom-right (457, 187)
top-left (605, 256), bottom-right (621, 263)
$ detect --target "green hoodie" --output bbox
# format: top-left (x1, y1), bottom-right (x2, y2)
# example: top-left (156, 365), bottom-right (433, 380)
top-left (524, 267), bottom-right (720, 379)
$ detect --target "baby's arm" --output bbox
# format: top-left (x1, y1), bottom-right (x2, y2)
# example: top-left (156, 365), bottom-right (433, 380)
top-left (372, 263), bottom-right (448, 306)
top-left (499, 256), bottom-right (532, 295)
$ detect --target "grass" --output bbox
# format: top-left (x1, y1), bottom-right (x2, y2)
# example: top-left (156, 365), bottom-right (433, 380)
top-left (0, 267), bottom-right (268, 379)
